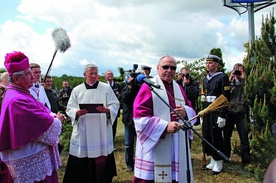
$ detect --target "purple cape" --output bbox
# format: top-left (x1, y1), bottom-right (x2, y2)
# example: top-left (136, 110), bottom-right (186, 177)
top-left (133, 82), bottom-right (192, 118)
top-left (0, 85), bottom-right (54, 151)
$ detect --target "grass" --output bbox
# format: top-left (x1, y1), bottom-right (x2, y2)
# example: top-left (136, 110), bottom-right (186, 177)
top-left (58, 116), bottom-right (258, 183)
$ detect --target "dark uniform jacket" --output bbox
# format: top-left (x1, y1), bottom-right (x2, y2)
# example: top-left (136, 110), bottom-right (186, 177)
top-left (121, 83), bottom-right (140, 127)
top-left (201, 71), bottom-right (230, 159)
top-left (109, 81), bottom-right (122, 116)
top-left (202, 71), bottom-right (230, 118)
top-left (183, 78), bottom-right (200, 110)
top-left (45, 89), bottom-right (66, 114)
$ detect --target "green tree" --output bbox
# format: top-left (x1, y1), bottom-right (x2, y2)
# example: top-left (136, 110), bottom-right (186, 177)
top-left (114, 67), bottom-right (124, 83)
top-left (0, 67), bottom-right (6, 73)
top-left (210, 48), bottom-right (226, 73)
top-left (243, 12), bottom-right (276, 181)
top-left (176, 47), bottom-right (226, 84)
top-left (176, 57), bottom-right (206, 83)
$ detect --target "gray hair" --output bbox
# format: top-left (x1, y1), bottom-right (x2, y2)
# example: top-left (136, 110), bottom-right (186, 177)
top-left (158, 55), bottom-right (176, 65)
top-left (9, 70), bottom-right (24, 82)
top-left (0, 72), bottom-right (8, 80)
top-left (104, 70), bottom-right (113, 76)
top-left (84, 64), bottom-right (98, 72)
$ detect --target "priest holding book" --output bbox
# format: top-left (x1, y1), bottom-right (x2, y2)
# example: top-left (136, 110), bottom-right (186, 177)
top-left (63, 64), bottom-right (120, 183)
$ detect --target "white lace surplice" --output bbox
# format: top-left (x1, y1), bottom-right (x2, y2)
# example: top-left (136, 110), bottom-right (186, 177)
top-left (0, 119), bottom-right (61, 183)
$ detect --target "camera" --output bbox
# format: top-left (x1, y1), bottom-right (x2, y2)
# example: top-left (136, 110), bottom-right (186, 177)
top-left (233, 69), bottom-right (241, 76)
top-left (123, 64), bottom-right (141, 85)
top-left (182, 73), bottom-right (190, 79)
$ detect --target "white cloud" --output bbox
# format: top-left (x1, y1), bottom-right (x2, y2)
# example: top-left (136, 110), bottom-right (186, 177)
top-left (79, 59), bottom-right (90, 66)
top-left (206, 18), bottom-right (224, 30)
top-left (0, 0), bottom-right (275, 77)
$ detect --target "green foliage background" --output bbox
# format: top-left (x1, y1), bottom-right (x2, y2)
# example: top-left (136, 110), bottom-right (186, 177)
top-left (243, 12), bottom-right (276, 181)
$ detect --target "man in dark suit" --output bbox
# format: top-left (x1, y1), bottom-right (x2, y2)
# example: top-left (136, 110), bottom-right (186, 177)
top-left (44, 75), bottom-right (66, 114)
top-left (58, 80), bottom-right (72, 106)
top-left (104, 70), bottom-right (122, 142)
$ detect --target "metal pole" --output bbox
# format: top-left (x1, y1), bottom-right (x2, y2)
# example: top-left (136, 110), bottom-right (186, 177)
top-left (248, 2), bottom-right (256, 63)
top-left (248, 3), bottom-right (255, 45)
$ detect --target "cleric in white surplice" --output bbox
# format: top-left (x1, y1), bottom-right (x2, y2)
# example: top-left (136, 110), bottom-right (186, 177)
top-left (132, 56), bottom-right (197, 183)
top-left (63, 64), bottom-right (120, 183)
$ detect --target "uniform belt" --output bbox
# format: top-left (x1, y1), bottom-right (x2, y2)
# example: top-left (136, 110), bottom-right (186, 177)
top-left (201, 95), bottom-right (217, 103)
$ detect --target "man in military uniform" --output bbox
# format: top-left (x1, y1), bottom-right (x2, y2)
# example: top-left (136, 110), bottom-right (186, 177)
top-left (201, 54), bottom-right (230, 175)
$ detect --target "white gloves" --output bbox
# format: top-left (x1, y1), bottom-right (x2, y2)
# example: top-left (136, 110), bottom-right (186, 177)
top-left (200, 117), bottom-right (203, 125)
top-left (217, 117), bottom-right (226, 128)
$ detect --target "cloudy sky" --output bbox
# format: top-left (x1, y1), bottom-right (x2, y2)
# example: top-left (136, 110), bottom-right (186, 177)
top-left (0, 0), bottom-right (275, 77)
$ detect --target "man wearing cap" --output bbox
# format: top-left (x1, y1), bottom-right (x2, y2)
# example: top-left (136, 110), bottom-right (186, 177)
top-left (0, 51), bottom-right (66, 183)
top-left (201, 54), bottom-right (230, 175)
top-left (141, 65), bottom-right (153, 78)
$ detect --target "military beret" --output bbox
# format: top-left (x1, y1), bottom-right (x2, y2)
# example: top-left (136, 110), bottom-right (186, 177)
top-left (206, 54), bottom-right (221, 62)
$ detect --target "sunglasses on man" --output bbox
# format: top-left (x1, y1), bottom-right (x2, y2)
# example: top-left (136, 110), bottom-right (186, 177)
top-left (161, 65), bottom-right (177, 70)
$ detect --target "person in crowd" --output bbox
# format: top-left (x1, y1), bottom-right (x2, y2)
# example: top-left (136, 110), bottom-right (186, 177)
top-left (44, 75), bottom-right (66, 114)
top-left (104, 70), bottom-right (122, 143)
top-left (58, 80), bottom-right (72, 106)
top-left (201, 54), bottom-right (230, 175)
top-left (179, 67), bottom-right (200, 111)
top-left (0, 72), bottom-right (9, 89)
top-left (132, 55), bottom-right (196, 182)
top-left (141, 65), bottom-right (153, 78)
top-left (0, 51), bottom-right (66, 183)
top-left (29, 63), bottom-right (51, 109)
top-left (0, 72), bottom-right (9, 111)
top-left (121, 76), bottom-right (141, 172)
top-left (178, 67), bottom-right (201, 148)
top-left (176, 72), bottom-right (183, 86)
top-left (223, 63), bottom-right (250, 165)
top-left (63, 64), bottom-right (120, 183)
top-left (0, 72), bottom-right (9, 95)
top-left (44, 75), bottom-right (67, 153)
